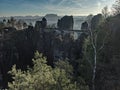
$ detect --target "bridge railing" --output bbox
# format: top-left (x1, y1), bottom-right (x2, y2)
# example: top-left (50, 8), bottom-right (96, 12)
top-left (43, 28), bottom-right (89, 33)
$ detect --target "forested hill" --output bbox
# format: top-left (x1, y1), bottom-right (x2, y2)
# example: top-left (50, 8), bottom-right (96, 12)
top-left (0, 14), bottom-right (120, 90)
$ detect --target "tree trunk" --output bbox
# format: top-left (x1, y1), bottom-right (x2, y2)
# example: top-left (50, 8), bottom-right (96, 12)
top-left (92, 46), bottom-right (97, 90)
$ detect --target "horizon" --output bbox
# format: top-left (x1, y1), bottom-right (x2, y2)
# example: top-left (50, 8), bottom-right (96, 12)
top-left (0, 14), bottom-right (87, 18)
top-left (0, 0), bottom-right (115, 17)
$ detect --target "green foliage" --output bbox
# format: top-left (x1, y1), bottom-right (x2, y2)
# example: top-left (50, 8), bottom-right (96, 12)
top-left (53, 60), bottom-right (77, 90)
top-left (78, 37), bottom-right (93, 84)
top-left (8, 51), bottom-right (88, 90)
top-left (8, 51), bottom-right (55, 90)
top-left (55, 60), bottom-right (73, 78)
top-left (83, 37), bottom-right (94, 63)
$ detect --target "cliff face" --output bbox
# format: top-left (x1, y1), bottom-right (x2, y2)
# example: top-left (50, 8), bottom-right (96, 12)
top-left (57, 16), bottom-right (74, 30)
top-left (1, 14), bottom-right (120, 89)
top-left (81, 21), bottom-right (88, 30)
top-left (0, 24), bottom-right (87, 87)
top-left (91, 14), bottom-right (103, 30)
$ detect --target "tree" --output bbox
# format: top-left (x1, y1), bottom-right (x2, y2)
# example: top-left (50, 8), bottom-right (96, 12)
top-left (102, 6), bottom-right (109, 18)
top-left (53, 60), bottom-right (78, 90)
top-left (83, 14), bottom-right (110, 90)
top-left (112, 0), bottom-right (120, 15)
top-left (8, 51), bottom-right (56, 90)
top-left (55, 60), bottom-right (73, 78)
top-left (8, 51), bottom-right (81, 90)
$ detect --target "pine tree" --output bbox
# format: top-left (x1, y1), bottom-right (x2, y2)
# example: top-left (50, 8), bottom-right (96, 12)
top-left (8, 51), bottom-right (82, 90)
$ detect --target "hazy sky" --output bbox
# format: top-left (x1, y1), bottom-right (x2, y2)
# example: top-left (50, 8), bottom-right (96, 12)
top-left (0, 0), bottom-right (115, 17)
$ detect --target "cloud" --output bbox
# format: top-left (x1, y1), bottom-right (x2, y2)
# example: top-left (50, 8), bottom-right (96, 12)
top-left (97, 2), bottom-right (102, 7)
top-left (58, 0), bottom-right (82, 7)
top-left (49, 0), bottom-right (56, 3)
top-left (101, 0), bottom-right (107, 2)
top-left (0, 0), bottom-right (115, 16)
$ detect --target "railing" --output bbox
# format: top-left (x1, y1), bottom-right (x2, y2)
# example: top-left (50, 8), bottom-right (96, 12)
top-left (44, 28), bottom-right (89, 33)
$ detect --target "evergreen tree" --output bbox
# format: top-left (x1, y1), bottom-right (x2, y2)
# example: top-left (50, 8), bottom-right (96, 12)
top-left (8, 51), bottom-right (87, 90)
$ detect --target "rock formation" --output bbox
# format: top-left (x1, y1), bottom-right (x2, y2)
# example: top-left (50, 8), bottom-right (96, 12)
top-left (81, 21), bottom-right (89, 30)
top-left (91, 14), bottom-right (103, 30)
top-left (57, 16), bottom-right (74, 30)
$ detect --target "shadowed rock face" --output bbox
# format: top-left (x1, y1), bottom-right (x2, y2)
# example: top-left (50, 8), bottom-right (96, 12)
top-left (35, 21), bottom-right (42, 31)
top-left (91, 14), bottom-right (103, 30)
top-left (34, 17), bottom-right (47, 31)
top-left (57, 16), bottom-right (74, 30)
top-left (42, 17), bottom-right (47, 29)
top-left (1, 14), bottom-right (120, 90)
top-left (81, 21), bottom-right (89, 30)
top-left (0, 23), bottom-right (87, 88)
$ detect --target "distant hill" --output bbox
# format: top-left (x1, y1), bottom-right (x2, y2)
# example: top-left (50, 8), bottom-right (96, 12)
top-left (45, 14), bottom-right (59, 18)
top-left (0, 14), bottom-right (86, 29)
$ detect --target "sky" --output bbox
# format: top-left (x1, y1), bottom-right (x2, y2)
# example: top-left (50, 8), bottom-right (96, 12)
top-left (0, 0), bottom-right (116, 17)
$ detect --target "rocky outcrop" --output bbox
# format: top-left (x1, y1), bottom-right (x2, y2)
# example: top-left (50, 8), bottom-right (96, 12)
top-left (34, 17), bottom-right (47, 31)
top-left (0, 19), bottom-right (86, 88)
top-left (81, 21), bottom-right (89, 30)
top-left (91, 14), bottom-right (103, 30)
top-left (57, 16), bottom-right (74, 30)
top-left (35, 21), bottom-right (42, 31)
